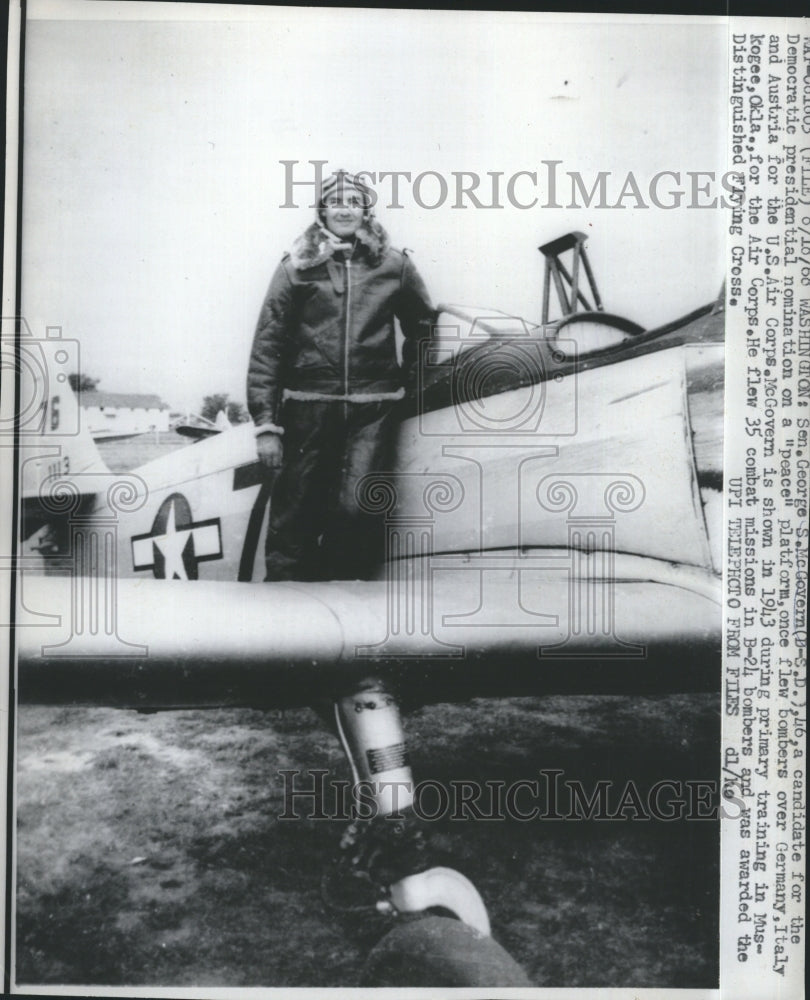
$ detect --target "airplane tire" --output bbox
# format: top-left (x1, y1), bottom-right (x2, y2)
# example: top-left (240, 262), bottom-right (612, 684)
top-left (359, 915), bottom-right (533, 988)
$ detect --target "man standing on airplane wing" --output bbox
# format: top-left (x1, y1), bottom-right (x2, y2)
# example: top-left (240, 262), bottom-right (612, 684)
top-left (246, 170), bottom-right (452, 913)
top-left (247, 168), bottom-right (435, 582)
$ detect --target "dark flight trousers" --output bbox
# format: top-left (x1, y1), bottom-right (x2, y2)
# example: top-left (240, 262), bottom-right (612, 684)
top-left (264, 397), bottom-right (397, 582)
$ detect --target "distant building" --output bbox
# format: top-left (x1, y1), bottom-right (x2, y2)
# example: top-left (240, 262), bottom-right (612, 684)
top-left (80, 391), bottom-right (170, 439)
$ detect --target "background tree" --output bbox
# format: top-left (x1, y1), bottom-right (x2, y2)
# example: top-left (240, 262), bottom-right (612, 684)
top-left (200, 393), bottom-right (249, 425)
top-left (68, 372), bottom-right (100, 394)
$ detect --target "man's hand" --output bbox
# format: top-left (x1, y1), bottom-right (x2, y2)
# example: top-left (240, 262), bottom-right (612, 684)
top-left (256, 431), bottom-right (284, 469)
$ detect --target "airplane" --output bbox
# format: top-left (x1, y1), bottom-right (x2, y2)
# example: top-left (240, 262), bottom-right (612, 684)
top-left (8, 232), bottom-right (725, 987)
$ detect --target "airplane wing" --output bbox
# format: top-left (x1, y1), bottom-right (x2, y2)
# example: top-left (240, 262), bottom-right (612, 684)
top-left (18, 562), bottom-right (719, 709)
top-left (14, 288), bottom-right (724, 710)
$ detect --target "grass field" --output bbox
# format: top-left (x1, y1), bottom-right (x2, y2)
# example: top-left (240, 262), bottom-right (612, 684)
top-left (15, 693), bottom-right (719, 989)
top-left (14, 433), bottom-right (721, 989)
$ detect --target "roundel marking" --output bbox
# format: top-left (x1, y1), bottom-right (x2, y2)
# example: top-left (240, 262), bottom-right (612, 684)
top-left (131, 492), bottom-right (222, 580)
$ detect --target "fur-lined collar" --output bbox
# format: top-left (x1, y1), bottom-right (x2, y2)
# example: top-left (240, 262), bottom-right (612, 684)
top-left (289, 219), bottom-right (390, 270)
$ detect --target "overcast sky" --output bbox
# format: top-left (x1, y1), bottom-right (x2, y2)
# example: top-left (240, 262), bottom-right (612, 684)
top-left (21, 3), bottom-right (728, 412)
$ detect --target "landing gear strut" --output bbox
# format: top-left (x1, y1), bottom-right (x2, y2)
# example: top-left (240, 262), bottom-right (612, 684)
top-left (326, 677), bottom-right (532, 987)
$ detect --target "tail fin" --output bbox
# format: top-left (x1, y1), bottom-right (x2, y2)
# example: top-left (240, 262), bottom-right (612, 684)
top-left (11, 323), bottom-right (110, 507)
